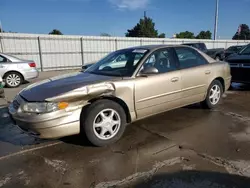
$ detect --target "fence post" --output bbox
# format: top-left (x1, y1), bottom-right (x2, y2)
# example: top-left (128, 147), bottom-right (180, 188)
top-left (37, 37), bottom-right (43, 72)
top-left (80, 37), bottom-right (84, 65)
top-left (115, 38), bottom-right (118, 50)
top-left (0, 35), bottom-right (4, 53)
top-left (140, 39), bottom-right (143, 46)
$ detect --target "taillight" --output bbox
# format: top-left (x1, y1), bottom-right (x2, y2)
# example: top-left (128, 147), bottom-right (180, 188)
top-left (28, 62), bottom-right (36, 67)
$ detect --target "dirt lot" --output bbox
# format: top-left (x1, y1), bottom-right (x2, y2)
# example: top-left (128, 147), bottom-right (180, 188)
top-left (1, 71), bottom-right (250, 188)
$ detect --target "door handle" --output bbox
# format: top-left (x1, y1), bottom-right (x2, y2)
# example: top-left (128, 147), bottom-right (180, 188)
top-left (205, 70), bottom-right (211, 75)
top-left (171, 77), bottom-right (179, 82)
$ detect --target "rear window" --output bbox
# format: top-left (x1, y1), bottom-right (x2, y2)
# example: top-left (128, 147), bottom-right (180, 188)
top-left (183, 43), bottom-right (207, 51)
top-left (197, 43), bottom-right (207, 51)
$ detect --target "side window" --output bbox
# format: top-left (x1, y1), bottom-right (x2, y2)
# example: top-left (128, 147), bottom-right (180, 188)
top-left (175, 47), bottom-right (208, 69)
top-left (115, 54), bottom-right (127, 62)
top-left (134, 53), bottom-right (143, 65)
top-left (142, 48), bottom-right (177, 74)
top-left (0, 56), bottom-right (7, 63)
top-left (240, 45), bottom-right (250, 55)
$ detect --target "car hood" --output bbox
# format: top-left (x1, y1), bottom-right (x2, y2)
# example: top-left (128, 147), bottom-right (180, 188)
top-left (20, 72), bottom-right (120, 102)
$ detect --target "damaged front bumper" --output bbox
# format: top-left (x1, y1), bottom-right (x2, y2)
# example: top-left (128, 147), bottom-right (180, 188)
top-left (9, 82), bottom-right (116, 139)
top-left (9, 97), bottom-right (83, 139)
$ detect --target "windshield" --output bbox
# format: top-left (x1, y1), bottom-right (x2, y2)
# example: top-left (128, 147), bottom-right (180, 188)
top-left (85, 48), bottom-right (149, 77)
top-left (239, 44), bottom-right (250, 55)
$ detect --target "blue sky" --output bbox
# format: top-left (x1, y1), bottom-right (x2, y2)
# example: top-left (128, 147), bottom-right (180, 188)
top-left (0, 0), bottom-right (249, 39)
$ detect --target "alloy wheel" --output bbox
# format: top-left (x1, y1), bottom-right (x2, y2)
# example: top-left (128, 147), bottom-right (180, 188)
top-left (93, 109), bottom-right (121, 140)
top-left (6, 74), bottom-right (21, 87)
top-left (209, 85), bottom-right (221, 105)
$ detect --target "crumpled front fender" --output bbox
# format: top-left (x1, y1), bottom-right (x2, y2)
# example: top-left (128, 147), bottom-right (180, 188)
top-left (45, 82), bottom-right (116, 102)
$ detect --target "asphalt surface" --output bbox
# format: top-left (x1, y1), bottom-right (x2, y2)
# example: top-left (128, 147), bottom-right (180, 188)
top-left (1, 72), bottom-right (250, 188)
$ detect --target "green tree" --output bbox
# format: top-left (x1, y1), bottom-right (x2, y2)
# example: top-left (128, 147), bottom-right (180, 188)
top-left (196, 30), bottom-right (212, 39)
top-left (100, 33), bottom-right (111, 37)
top-left (158, 33), bottom-right (166, 38)
top-left (49, 29), bottom-right (63, 35)
top-left (126, 16), bottom-right (164, 38)
top-left (176, 31), bottom-right (195, 39)
top-left (232, 24), bottom-right (250, 40)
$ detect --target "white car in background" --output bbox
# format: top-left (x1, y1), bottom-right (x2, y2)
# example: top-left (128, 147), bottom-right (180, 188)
top-left (0, 53), bottom-right (39, 88)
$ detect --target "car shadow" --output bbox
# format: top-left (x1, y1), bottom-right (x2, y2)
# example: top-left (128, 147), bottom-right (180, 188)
top-left (60, 134), bottom-right (93, 147)
top-left (134, 170), bottom-right (250, 188)
top-left (182, 103), bottom-right (202, 110)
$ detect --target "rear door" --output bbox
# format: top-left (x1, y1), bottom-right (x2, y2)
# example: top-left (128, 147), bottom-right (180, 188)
top-left (174, 47), bottom-right (211, 106)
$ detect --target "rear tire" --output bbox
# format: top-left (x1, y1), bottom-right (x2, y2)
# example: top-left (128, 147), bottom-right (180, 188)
top-left (81, 99), bottom-right (127, 147)
top-left (201, 80), bottom-right (223, 109)
top-left (4, 72), bottom-right (23, 88)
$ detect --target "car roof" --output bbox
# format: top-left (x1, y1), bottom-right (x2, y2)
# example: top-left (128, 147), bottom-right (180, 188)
top-left (124, 44), bottom-right (190, 51)
top-left (182, 42), bottom-right (204, 45)
top-left (0, 53), bottom-right (25, 62)
top-left (229, 45), bottom-right (244, 47)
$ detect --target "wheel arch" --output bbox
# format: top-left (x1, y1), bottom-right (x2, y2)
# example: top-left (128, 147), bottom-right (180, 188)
top-left (3, 70), bottom-right (25, 81)
top-left (87, 96), bottom-right (132, 123)
top-left (213, 77), bottom-right (225, 92)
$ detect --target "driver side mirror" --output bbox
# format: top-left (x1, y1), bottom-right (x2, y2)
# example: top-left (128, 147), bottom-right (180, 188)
top-left (139, 66), bottom-right (159, 76)
top-left (82, 63), bottom-right (94, 70)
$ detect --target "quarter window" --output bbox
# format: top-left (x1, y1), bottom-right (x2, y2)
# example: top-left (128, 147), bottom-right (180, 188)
top-left (0, 55), bottom-right (7, 63)
top-left (175, 47), bottom-right (208, 69)
top-left (142, 48), bottom-right (177, 74)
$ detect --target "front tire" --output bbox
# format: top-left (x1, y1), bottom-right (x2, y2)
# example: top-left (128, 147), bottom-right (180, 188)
top-left (4, 72), bottom-right (23, 88)
top-left (202, 80), bottom-right (223, 109)
top-left (82, 99), bottom-right (127, 147)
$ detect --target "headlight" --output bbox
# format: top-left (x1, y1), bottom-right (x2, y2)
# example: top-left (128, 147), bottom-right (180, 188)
top-left (21, 102), bottom-right (68, 113)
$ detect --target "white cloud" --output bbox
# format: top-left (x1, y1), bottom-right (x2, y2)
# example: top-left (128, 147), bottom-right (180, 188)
top-left (108, 0), bottom-right (150, 10)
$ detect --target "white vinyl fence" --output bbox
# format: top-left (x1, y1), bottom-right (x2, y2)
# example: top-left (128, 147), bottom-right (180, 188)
top-left (0, 33), bottom-right (249, 71)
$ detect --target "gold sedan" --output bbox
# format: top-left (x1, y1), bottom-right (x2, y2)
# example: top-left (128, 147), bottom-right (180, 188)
top-left (9, 45), bottom-right (231, 146)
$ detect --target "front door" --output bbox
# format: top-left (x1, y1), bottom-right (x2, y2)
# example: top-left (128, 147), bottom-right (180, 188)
top-left (174, 47), bottom-right (211, 105)
top-left (134, 47), bottom-right (181, 119)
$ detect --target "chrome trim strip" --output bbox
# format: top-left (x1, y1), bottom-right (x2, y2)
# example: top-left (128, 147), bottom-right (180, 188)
top-left (182, 84), bottom-right (206, 92)
top-left (137, 84), bottom-right (205, 103)
top-left (230, 64), bottom-right (250, 68)
top-left (242, 65), bottom-right (250, 68)
top-left (137, 89), bottom-right (182, 103)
